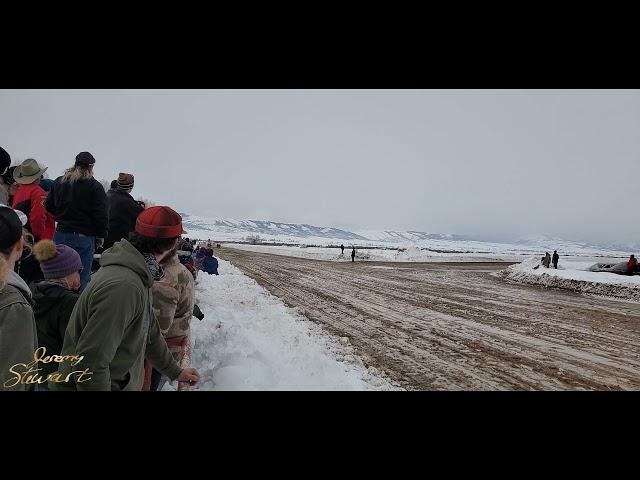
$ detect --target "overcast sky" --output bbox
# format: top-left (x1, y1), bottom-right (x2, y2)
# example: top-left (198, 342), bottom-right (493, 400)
top-left (1, 89), bottom-right (638, 244)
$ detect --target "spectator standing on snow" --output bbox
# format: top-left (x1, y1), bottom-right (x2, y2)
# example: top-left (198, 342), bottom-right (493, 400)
top-left (148, 240), bottom-right (196, 391)
top-left (104, 173), bottom-right (144, 250)
top-left (12, 159), bottom-right (51, 285)
top-left (45, 152), bottom-right (108, 290)
top-left (351, 247), bottom-right (356, 262)
top-left (542, 252), bottom-right (551, 268)
top-left (552, 250), bottom-right (559, 269)
top-left (38, 179), bottom-right (56, 241)
top-left (29, 240), bottom-right (82, 390)
top-left (12, 159), bottom-right (50, 242)
top-left (201, 248), bottom-right (219, 275)
top-left (628, 255), bottom-right (638, 275)
top-left (0, 206), bottom-right (37, 391)
top-left (341, 244), bottom-right (344, 255)
top-left (51, 205), bottom-right (200, 391)
top-left (194, 247), bottom-right (205, 271)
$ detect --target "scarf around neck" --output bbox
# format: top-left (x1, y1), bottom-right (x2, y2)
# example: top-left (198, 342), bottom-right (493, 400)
top-left (142, 253), bottom-right (165, 281)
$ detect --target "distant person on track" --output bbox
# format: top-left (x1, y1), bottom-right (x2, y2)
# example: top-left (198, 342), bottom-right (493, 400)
top-left (552, 250), bottom-right (559, 269)
top-left (628, 255), bottom-right (637, 275)
top-left (341, 244), bottom-right (344, 255)
top-left (351, 247), bottom-right (355, 262)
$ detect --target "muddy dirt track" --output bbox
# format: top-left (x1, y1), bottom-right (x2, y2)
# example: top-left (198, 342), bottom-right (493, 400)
top-left (215, 248), bottom-right (640, 390)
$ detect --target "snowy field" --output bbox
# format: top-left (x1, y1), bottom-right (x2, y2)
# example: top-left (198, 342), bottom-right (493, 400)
top-left (163, 260), bottom-right (399, 391)
top-left (500, 257), bottom-right (640, 302)
top-left (224, 243), bottom-right (526, 263)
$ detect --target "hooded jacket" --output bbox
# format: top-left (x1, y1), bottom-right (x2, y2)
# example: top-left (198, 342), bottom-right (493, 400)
top-left (53, 240), bottom-right (182, 391)
top-left (30, 281), bottom-right (80, 377)
top-left (0, 269), bottom-right (37, 391)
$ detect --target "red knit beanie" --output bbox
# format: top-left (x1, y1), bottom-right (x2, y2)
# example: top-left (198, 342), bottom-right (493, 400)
top-left (135, 206), bottom-right (185, 239)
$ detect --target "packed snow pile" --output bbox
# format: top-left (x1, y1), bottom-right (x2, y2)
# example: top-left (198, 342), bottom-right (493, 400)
top-left (499, 257), bottom-right (640, 302)
top-left (164, 259), bottom-right (400, 390)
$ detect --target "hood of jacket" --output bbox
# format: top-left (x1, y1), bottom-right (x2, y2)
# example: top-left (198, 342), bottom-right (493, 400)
top-left (6, 269), bottom-right (31, 299)
top-left (99, 239), bottom-right (154, 288)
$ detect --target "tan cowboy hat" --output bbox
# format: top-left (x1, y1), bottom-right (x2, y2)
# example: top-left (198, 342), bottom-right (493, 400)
top-left (13, 158), bottom-right (48, 184)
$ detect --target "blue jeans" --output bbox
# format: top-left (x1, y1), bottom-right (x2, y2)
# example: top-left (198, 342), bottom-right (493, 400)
top-left (54, 231), bottom-right (95, 291)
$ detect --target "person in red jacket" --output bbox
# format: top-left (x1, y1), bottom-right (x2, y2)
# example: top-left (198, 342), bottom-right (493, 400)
top-left (12, 159), bottom-right (51, 241)
top-left (38, 178), bottom-right (56, 240)
top-left (628, 255), bottom-right (637, 275)
top-left (12, 159), bottom-right (50, 285)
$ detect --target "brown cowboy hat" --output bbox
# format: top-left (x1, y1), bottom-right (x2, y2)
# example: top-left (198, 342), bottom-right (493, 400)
top-left (13, 158), bottom-right (48, 184)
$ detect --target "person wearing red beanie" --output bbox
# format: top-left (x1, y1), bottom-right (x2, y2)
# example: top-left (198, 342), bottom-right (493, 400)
top-left (51, 206), bottom-right (200, 391)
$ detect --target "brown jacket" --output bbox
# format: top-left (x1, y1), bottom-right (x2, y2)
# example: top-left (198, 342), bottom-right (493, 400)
top-left (152, 254), bottom-right (195, 355)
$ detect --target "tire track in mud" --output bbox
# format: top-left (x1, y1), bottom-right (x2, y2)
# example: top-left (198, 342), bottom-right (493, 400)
top-left (216, 248), bottom-right (640, 390)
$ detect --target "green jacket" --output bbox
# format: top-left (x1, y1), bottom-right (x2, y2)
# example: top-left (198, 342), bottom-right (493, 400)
top-left (0, 270), bottom-right (37, 391)
top-left (53, 240), bottom-right (183, 391)
top-left (30, 281), bottom-right (79, 377)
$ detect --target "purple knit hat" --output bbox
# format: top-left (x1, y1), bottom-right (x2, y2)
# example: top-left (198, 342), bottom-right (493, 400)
top-left (39, 244), bottom-right (83, 279)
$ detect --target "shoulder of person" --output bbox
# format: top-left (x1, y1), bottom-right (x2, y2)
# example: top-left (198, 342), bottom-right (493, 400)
top-left (0, 284), bottom-right (33, 311)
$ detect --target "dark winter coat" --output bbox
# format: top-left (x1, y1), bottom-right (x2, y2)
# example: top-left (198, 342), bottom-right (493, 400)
top-left (104, 189), bottom-right (144, 249)
top-left (29, 281), bottom-right (80, 377)
top-left (629, 258), bottom-right (638, 272)
top-left (201, 255), bottom-right (219, 275)
top-left (45, 176), bottom-right (108, 238)
top-left (52, 240), bottom-right (182, 391)
top-left (552, 253), bottom-right (559, 263)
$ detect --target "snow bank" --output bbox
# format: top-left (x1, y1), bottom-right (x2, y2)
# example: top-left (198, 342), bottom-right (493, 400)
top-left (499, 257), bottom-right (640, 302)
top-left (164, 260), bottom-right (399, 390)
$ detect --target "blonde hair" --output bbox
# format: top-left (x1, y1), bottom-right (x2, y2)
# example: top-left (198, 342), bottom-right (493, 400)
top-left (62, 165), bottom-right (93, 183)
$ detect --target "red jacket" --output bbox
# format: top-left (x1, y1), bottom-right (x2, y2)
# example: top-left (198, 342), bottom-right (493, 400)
top-left (629, 258), bottom-right (638, 271)
top-left (12, 183), bottom-right (55, 241)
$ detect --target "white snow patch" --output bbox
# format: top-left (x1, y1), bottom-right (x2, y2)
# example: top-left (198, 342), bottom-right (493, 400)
top-left (500, 256), bottom-right (640, 302)
top-left (166, 260), bottom-right (399, 390)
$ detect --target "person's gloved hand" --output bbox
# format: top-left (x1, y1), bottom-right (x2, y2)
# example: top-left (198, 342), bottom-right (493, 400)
top-left (193, 304), bottom-right (204, 320)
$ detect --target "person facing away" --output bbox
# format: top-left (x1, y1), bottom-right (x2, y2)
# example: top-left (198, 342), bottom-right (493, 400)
top-left (0, 206), bottom-right (37, 391)
top-left (351, 247), bottom-right (356, 262)
top-left (104, 172), bottom-right (144, 250)
top-left (51, 206), bottom-right (200, 391)
top-left (12, 158), bottom-right (51, 242)
top-left (341, 244), bottom-right (344, 255)
top-left (542, 252), bottom-right (551, 268)
top-left (45, 152), bottom-right (108, 291)
top-left (201, 248), bottom-right (219, 275)
top-left (149, 239), bottom-right (197, 391)
top-left (628, 255), bottom-right (638, 275)
top-left (552, 250), bottom-right (559, 269)
top-left (29, 240), bottom-right (82, 389)
top-left (38, 178), bottom-right (56, 241)
top-left (12, 158), bottom-right (52, 285)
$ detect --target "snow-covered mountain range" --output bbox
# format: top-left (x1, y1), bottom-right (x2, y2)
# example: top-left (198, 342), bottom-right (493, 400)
top-left (180, 213), bottom-right (635, 257)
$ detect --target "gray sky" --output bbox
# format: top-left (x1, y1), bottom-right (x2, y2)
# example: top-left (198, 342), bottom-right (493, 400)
top-left (1, 89), bottom-right (638, 244)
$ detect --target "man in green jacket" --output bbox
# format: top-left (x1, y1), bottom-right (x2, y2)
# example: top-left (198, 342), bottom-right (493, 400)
top-left (52, 206), bottom-right (200, 391)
